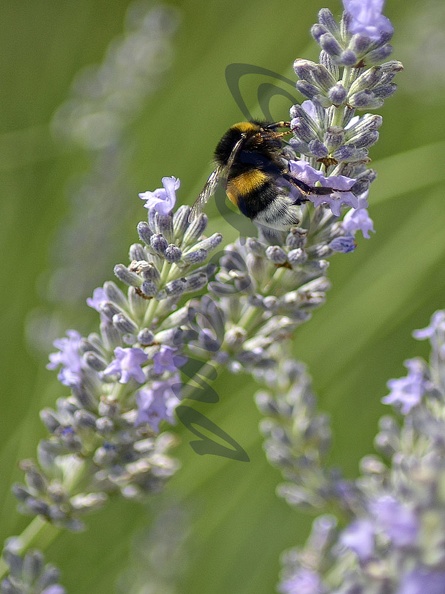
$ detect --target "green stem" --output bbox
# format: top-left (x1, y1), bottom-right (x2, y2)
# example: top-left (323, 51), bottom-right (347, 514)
top-left (0, 517), bottom-right (61, 579)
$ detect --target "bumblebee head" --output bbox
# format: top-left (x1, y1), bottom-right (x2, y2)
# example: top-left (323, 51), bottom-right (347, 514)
top-left (214, 120), bottom-right (290, 168)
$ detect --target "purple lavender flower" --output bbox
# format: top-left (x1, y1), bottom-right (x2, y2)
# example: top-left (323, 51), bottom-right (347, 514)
top-left (289, 160), bottom-right (357, 216)
top-left (153, 345), bottom-right (187, 375)
top-left (397, 568), bottom-right (445, 594)
top-left (370, 495), bottom-right (419, 548)
top-left (135, 376), bottom-right (180, 431)
top-left (139, 176), bottom-right (179, 215)
top-left (340, 518), bottom-right (375, 561)
top-left (279, 568), bottom-right (325, 594)
top-left (382, 359), bottom-right (429, 414)
top-left (343, 0), bottom-right (394, 40)
top-left (413, 310), bottom-right (445, 341)
top-left (86, 287), bottom-right (108, 312)
top-left (343, 196), bottom-right (375, 239)
top-left (103, 347), bottom-right (148, 384)
top-left (47, 330), bottom-right (84, 388)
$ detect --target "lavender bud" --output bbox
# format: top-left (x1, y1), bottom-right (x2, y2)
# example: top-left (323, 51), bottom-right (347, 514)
top-left (141, 263), bottom-right (160, 283)
top-left (349, 33), bottom-right (374, 56)
top-left (318, 8), bottom-right (339, 35)
top-left (333, 145), bottom-right (369, 162)
top-left (286, 228), bottom-right (307, 249)
top-left (113, 312), bottom-right (137, 335)
top-left (288, 248), bottom-right (307, 265)
top-left (324, 126), bottom-right (345, 151)
top-left (71, 493), bottom-right (107, 512)
top-left (185, 272), bottom-right (208, 293)
top-left (73, 409), bottom-right (97, 430)
top-left (154, 328), bottom-right (184, 347)
top-left (104, 281), bottom-right (127, 308)
top-left (137, 221), bottom-right (153, 244)
top-left (129, 243), bottom-right (146, 262)
top-left (374, 83), bottom-right (397, 99)
top-left (328, 83), bottom-right (347, 105)
top-left (84, 351), bottom-right (107, 372)
top-left (293, 59), bottom-right (317, 82)
top-left (164, 244), bottom-right (182, 263)
top-left (296, 80), bottom-right (320, 100)
top-left (155, 213), bottom-right (174, 240)
top-left (319, 33), bottom-right (342, 58)
top-left (165, 278), bottom-right (187, 296)
top-left (127, 287), bottom-right (147, 319)
top-left (339, 49), bottom-right (358, 66)
top-left (265, 246), bottom-right (288, 265)
top-left (319, 51), bottom-right (339, 79)
top-left (308, 139), bottom-right (329, 158)
top-left (190, 233), bottom-right (223, 254)
top-left (20, 462), bottom-right (47, 493)
top-left (291, 117), bottom-right (315, 143)
top-left (95, 417), bottom-right (114, 434)
top-left (349, 90), bottom-right (384, 109)
top-left (137, 328), bottom-right (155, 345)
top-left (173, 205), bottom-right (191, 235)
top-left (114, 264), bottom-right (142, 287)
top-left (311, 23), bottom-right (328, 43)
top-left (100, 320), bottom-right (122, 351)
top-left (141, 280), bottom-right (157, 297)
top-left (150, 233), bottom-right (168, 255)
top-left (367, 44), bottom-right (393, 64)
top-left (246, 237), bottom-right (266, 256)
top-left (27, 498), bottom-right (50, 517)
top-left (312, 64), bottom-right (336, 90)
top-left (12, 484), bottom-right (29, 502)
top-left (183, 248), bottom-right (208, 264)
top-left (40, 409), bottom-right (60, 433)
top-left (100, 301), bottom-right (121, 321)
top-left (183, 214), bottom-right (207, 244)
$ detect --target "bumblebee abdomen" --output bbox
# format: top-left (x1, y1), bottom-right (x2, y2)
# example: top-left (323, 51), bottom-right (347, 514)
top-left (227, 174), bottom-right (279, 219)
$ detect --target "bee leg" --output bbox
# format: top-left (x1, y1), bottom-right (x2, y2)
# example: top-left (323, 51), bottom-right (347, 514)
top-left (264, 121), bottom-right (291, 130)
top-left (282, 173), bottom-right (350, 197)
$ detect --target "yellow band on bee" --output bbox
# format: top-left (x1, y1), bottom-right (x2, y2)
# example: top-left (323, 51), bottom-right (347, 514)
top-left (226, 170), bottom-right (269, 205)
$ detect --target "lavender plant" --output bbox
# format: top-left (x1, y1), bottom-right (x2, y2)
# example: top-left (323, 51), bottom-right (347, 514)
top-left (268, 311), bottom-right (445, 594)
top-left (0, 1), bottom-right (404, 592)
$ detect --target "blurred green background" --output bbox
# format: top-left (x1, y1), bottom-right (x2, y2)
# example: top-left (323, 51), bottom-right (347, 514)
top-left (1, 0), bottom-right (445, 592)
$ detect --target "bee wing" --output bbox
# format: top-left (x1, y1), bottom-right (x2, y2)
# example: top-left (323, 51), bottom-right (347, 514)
top-left (189, 165), bottom-right (225, 221)
top-left (189, 135), bottom-right (245, 221)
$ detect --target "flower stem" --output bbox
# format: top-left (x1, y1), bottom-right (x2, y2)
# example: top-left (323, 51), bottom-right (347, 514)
top-left (0, 516), bottom-right (60, 579)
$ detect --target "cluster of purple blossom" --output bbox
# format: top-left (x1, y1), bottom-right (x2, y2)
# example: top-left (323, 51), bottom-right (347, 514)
top-left (272, 311), bottom-right (445, 594)
top-left (0, 1), bottom-right (410, 593)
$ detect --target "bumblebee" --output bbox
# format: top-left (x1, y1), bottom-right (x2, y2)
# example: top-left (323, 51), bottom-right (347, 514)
top-left (190, 120), bottom-right (341, 231)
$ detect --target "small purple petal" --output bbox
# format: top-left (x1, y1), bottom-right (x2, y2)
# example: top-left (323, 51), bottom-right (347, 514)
top-left (47, 330), bottom-right (84, 388)
top-left (343, 195), bottom-right (375, 239)
top-left (86, 287), bottom-right (108, 312)
top-left (289, 160), bottom-right (356, 191)
top-left (413, 310), bottom-right (445, 341)
top-left (289, 161), bottom-right (357, 216)
top-left (139, 176), bottom-right (180, 215)
top-left (104, 347), bottom-right (148, 384)
top-left (135, 376), bottom-right (180, 431)
top-left (382, 359), bottom-right (429, 414)
top-left (397, 568), bottom-right (445, 594)
top-left (340, 518), bottom-right (375, 561)
top-left (153, 346), bottom-right (187, 374)
top-left (370, 495), bottom-right (419, 547)
top-left (343, 0), bottom-right (394, 40)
